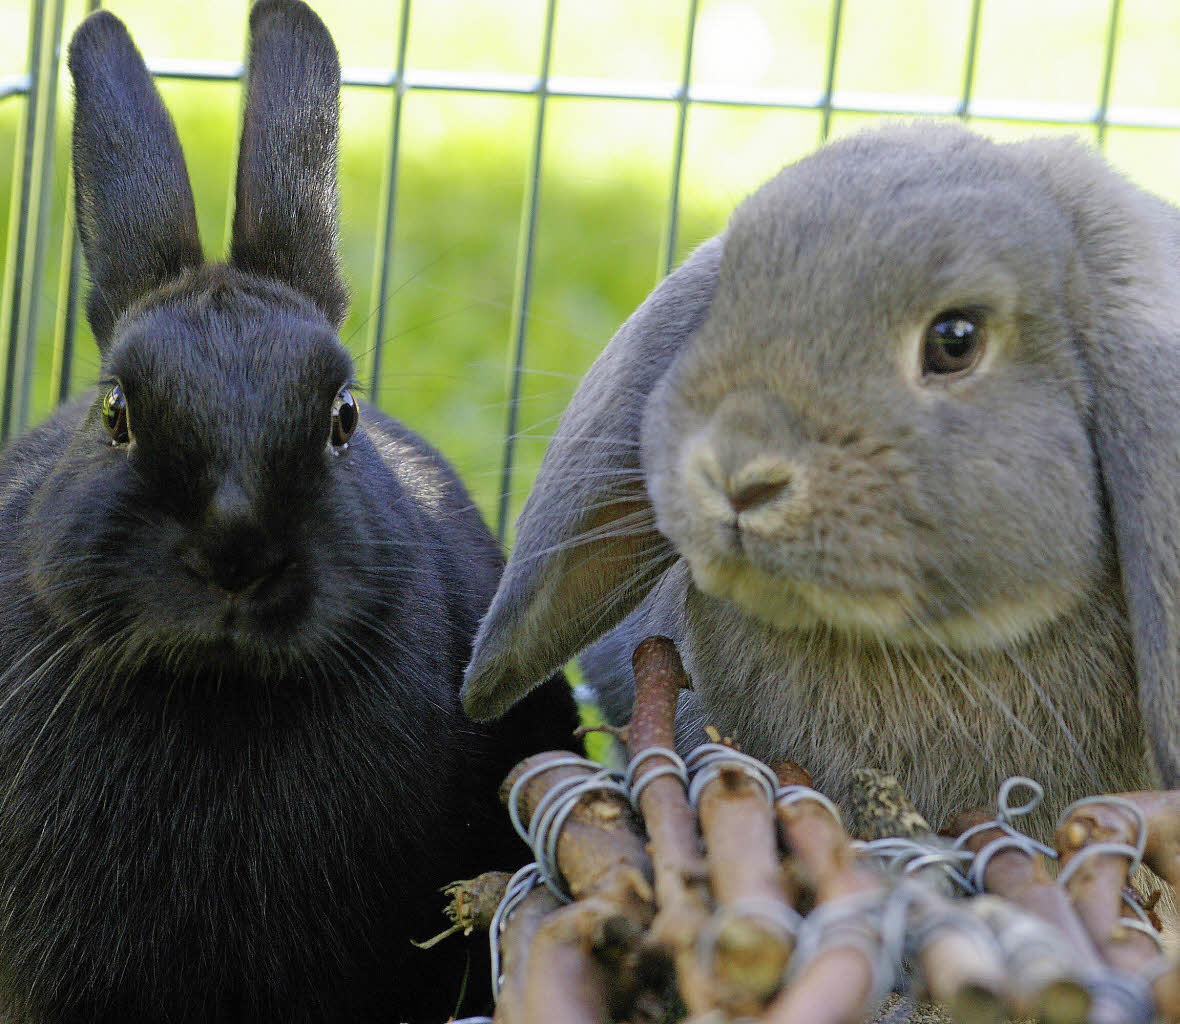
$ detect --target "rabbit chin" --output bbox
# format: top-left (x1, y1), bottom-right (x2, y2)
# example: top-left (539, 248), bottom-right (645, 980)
top-left (683, 553), bottom-right (1079, 651)
top-left (143, 595), bottom-right (324, 671)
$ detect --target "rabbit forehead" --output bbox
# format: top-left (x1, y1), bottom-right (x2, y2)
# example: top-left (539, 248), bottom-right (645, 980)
top-left (722, 134), bottom-right (1072, 336)
top-left (105, 269), bottom-right (352, 449)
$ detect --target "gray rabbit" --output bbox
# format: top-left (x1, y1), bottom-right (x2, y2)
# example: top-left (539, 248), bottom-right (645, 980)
top-left (0, 2), bottom-right (577, 1022)
top-left (462, 122), bottom-right (1180, 830)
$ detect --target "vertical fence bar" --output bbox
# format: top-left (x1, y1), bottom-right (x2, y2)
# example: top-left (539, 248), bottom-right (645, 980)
top-left (658, 0), bottom-right (700, 279)
top-left (15, 0), bottom-right (67, 432)
top-left (819, 0), bottom-right (845, 141)
top-left (53, 1), bottom-right (102, 407)
top-left (51, 0), bottom-right (103, 403)
top-left (367, 0), bottom-right (413, 402)
top-left (495, 0), bottom-right (559, 543)
top-left (1095, 0), bottom-right (1122, 149)
top-left (958, 0), bottom-right (984, 118)
top-left (0, 0), bottom-right (47, 441)
top-left (49, 177), bottom-right (81, 404)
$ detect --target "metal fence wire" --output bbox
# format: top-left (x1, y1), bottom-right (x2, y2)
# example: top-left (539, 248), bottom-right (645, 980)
top-left (3, 0), bottom-right (1180, 539)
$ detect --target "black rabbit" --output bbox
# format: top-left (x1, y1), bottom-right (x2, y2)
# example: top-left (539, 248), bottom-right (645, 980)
top-left (0, 2), bottom-right (577, 1021)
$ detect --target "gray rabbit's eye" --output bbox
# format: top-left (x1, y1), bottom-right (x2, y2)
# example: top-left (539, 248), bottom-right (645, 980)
top-left (331, 388), bottom-right (359, 448)
top-left (922, 311), bottom-right (984, 377)
top-left (101, 384), bottom-right (130, 445)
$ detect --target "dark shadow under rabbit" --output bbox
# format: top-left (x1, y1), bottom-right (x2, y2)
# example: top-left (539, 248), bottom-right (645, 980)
top-left (0, 2), bottom-right (577, 1022)
top-left (462, 122), bottom-right (1180, 838)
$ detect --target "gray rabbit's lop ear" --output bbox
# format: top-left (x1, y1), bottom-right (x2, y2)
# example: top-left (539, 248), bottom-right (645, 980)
top-left (230, 0), bottom-right (348, 327)
top-left (1023, 138), bottom-right (1180, 787)
top-left (68, 11), bottom-right (203, 348)
top-left (461, 238), bottom-right (724, 721)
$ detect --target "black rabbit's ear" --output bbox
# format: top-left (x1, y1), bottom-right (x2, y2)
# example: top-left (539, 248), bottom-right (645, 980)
top-left (230, 0), bottom-right (348, 327)
top-left (1019, 138), bottom-right (1180, 788)
top-left (460, 239), bottom-right (724, 721)
top-left (68, 11), bottom-right (203, 348)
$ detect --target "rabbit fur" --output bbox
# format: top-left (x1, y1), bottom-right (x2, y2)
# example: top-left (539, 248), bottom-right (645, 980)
top-left (0, 2), bottom-right (577, 1022)
top-left (462, 122), bottom-right (1180, 835)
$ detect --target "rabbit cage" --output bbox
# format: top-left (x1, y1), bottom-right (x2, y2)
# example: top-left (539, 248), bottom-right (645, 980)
top-left (4, 0), bottom-right (1180, 548)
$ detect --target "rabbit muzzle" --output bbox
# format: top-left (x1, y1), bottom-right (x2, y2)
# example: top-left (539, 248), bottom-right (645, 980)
top-left (662, 393), bottom-right (924, 635)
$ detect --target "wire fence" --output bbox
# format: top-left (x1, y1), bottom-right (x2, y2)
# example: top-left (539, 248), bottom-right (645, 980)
top-left (3, 0), bottom-right (1180, 539)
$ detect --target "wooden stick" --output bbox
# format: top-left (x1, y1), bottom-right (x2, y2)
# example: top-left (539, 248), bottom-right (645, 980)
top-left (1099, 790), bottom-right (1180, 889)
top-left (761, 945), bottom-right (875, 1024)
top-left (627, 637), bottom-right (716, 1015)
top-left (967, 895), bottom-right (1093, 1024)
top-left (520, 899), bottom-right (617, 1024)
top-left (695, 753), bottom-right (797, 1013)
top-left (895, 879), bottom-right (1010, 1022)
top-left (493, 883), bottom-right (565, 1024)
top-left (949, 809), bottom-right (1103, 1023)
top-left (500, 751), bottom-right (656, 951)
top-left (1055, 799), bottom-right (1180, 1022)
top-left (846, 769), bottom-right (1009, 1023)
top-left (765, 768), bottom-right (887, 1024)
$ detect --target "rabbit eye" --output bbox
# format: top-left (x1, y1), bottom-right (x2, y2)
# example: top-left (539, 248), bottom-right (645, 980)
top-left (922, 312), bottom-right (984, 377)
top-left (101, 384), bottom-right (130, 445)
top-left (331, 388), bottom-right (358, 448)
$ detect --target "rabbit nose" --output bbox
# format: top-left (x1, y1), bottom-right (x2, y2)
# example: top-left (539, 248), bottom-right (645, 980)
top-left (181, 538), bottom-right (284, 595)
top-left (181, 481), bottom-right (285, 595)
top-left (728, 476), bottom-right (791, 513)
top-left (725, 461), bottom-right (796, 514)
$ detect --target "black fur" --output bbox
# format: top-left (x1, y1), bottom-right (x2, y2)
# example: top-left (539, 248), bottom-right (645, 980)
top-left (0, 4), bottom-right (577, 1022)
top-left (230, 0), bottom-right (349, 327)
top-left (68, 12), bottom-right (203, 347)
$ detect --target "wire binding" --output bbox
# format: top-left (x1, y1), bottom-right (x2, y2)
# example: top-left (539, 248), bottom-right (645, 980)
top-left (1085, 969), bottom-right (1155, 1024)
top-left (686, 743), bottom-right (779, 807)
top-left (774, 783), bottom-right (844, 826)
top-left (506, 755), bottom-right (629, 900)
top-left (952, 776), bottom-right (1057, 893)
top-left (488, 862), bottom-right (543, 1002)
top-left (787, 887), bottom-right (899, 1010)
top-left (625, 745), bottom-right (689, 812)
top-left (858, 835), bottom-right (974, 893)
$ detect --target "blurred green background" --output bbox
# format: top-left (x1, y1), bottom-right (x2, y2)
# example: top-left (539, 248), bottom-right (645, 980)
top-left (2, 0), bottom-right (1180, 541)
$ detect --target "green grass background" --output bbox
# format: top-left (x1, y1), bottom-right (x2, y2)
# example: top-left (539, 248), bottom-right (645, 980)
top-left (2, 0), bottom-right (1180, 543)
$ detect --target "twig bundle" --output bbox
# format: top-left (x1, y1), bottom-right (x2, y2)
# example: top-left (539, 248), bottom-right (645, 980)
top-left (449, 636), bottom-right (1179, 1024)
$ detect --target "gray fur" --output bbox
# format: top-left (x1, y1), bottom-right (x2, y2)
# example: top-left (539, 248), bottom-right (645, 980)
top-left (462, 123), bottom-right (1180, 828)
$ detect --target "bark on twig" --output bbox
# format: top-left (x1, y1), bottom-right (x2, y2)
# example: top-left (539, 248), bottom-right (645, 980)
top-left (949, 809), bottom-right (1102, 1022)
top-left (765, 765), bottom-right (887, 1024)
top-left (416, 871), bottom-right (515, 949)
top-left (849, 769), bottom-right (1009, 1023)
top-left (500, 751), bottom-right (656, 952)
top-left (492, 884), bottom-right (565, 1024)
top-left (520, 900), bottom-right (618, 1024)
top-left (696, 754), bottom-right (796, 1013)
top-left (1055, 800), bottom-right (1180, 1022)
top-left (628, 637), bottom-right (715, 1015)
top-left (848, 768), bottom-right (933, 842)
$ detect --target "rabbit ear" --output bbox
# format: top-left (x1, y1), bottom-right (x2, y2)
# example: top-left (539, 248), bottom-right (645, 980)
top-left (1024, 139), bottom-right (1180, 787)
top-left (67, 12), bottom-right (203, 348)
top-left (230, 0), bottom-right (348, 327)
top-left (461, 238), bottom-right (725, 720)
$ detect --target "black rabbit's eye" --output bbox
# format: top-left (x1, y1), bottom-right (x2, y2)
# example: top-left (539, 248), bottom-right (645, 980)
top-left (101, 384), bottom-right (130, 444)
top-left (331, 388), bottom-right (358, 448)
top-left (922, 311), bottom-right (985, 377)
